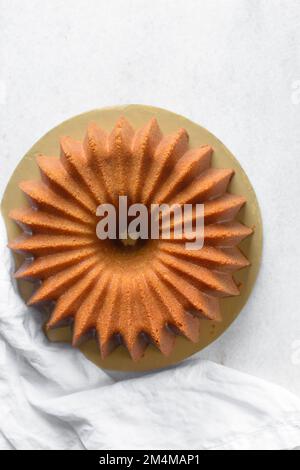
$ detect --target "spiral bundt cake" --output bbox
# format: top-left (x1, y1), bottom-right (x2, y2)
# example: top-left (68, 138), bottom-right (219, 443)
top-left (8, 116), bottom-right (253, 361)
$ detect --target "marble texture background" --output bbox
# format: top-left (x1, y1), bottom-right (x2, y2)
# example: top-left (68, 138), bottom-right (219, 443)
top-left (0, 0), bottom-right (300, 394)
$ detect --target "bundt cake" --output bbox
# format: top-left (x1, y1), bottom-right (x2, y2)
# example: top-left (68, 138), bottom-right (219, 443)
top-left (8, 117), bottom-right (253, 361)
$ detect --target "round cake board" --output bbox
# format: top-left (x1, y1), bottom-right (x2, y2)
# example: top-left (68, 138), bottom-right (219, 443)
top-left (1, 104), bottom-right (263, 372)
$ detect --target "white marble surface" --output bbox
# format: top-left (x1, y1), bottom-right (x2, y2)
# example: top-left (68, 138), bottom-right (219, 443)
top-left (0, 0), bottom-right (300, 394)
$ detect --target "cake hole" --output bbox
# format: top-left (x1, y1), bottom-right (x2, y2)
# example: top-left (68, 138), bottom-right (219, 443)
top-left (113, 235), bottom-right (148, 251)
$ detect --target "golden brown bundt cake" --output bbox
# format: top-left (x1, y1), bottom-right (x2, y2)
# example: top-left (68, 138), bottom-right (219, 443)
top-left (9, 117), bottom-right (252, 361)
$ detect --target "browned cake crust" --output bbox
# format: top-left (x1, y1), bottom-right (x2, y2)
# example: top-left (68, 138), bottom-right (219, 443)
top-left (8, 117), bottom-right (252, 361)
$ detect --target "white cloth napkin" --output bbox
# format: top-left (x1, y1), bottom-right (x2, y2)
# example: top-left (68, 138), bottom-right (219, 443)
top-left (0, 218), bottom-right (300, 451)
